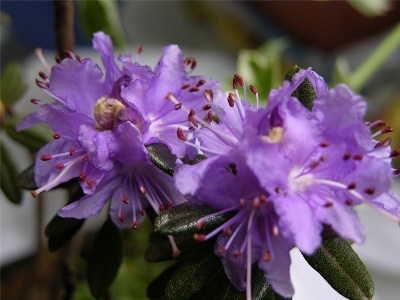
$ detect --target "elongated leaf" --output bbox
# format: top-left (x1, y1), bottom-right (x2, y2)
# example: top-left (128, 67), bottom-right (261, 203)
top-left (146, 143), bottom-right (176, 176)
top-left (302, 237), bottom-right (374, 300)
top-left (87, 218), bottom-right (123, 298)
top-left (0, 142), bottom-right (22, 204)
top-left (285, 65), bottom-right (317, 110)
top-left (147, 262), bottom-right (182, 300)
top-left (5, 118), bottom-right (48, 151)
top-left (0, 62), bottom-right (27, 107)
top-left (155, 202), bottom-right (234, 236)
top-left (16, 164), bottom-right (37, 190)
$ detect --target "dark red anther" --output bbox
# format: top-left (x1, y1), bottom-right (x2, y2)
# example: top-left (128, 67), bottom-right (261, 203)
top-left (353, 154), bottom-right (363, 161)
top-left (64, 49), bottom-right (74, 59)
top-left (119, 211), bottom-right (124, 222)
top-left (188, 109), bottom-right (197, 127)
top-left (203, 104), bottom-right (211, 111)
top-left (390, 149), bottom-right (400, 158)
top-left (320, 142), bottom-right (329, 148)
top-left (167, 200), bottom-right (174, 208)
top-left (207, 111), bottom-right (213, 123)
top-left (275, 187), bottom-right (282, 194)
top-left (370, 120), bottom-right (388, 128)
top-left (141, 209), bottom-right (148, 216)
top-left (87, 179), bottom-right (97, 187)
top-left (365, 121), bottom-right (372, 126)
top-left (263, 251), bottom-right (272, 262)
top-left (177, 127), bottom-right (187, 141)
top-left (189, 126), bottom-right (195, 132)
top-left (218, 247), bottom-right (226, 254)
top-left (324, 202), bottom-right (333, 208)
top-left (239, 198), bottom-right (246, 206)
top-left (75, 54), bottom-right (82, 63)
top-left (39, 71), bottom-right (48, 80)
top-left (364, 188), bottom-right (376, 195)
top-left (249, 85), bottom-right (258, 94)
top-left (228, 94), bottom-right (235, 107)
top-left (343, 151), bottom-right (351, 160)
top-left (233, 250), bottom-right (241, 257)
top-left (233, 74), bottom-right (244, 86)
top-left (374, 137), bottom-right (392, 148)
top-left (196, 220), bottom-right (205, 229)
top-left (347, 182), bottom-right (357, 190)
top-left (79, 172), bottom-right (88, 181)
top-left (53, 133), bottom-right (61, 139)
top-left (232, 77), bottom-right (238, 90)
top-left (40, 154), bottom-right (52, 161)
top-left (393, 169), bottom-right (400, 176)
top-left (174, 103), bottom-right (182, 110)
top-left (36, 79), bottom-right (49, 89)
top-left (196, 79), bottom-right (205, 87)
top-left (271, 225), bottom-right (279, 237)
top-left (55, 163), bottom-right (65, 170)
top-left (310, 161), bottom-right (319, 168)
top-left (55, 55), bottom-right (62, 63)
top-left (31, 99), bottom-right (42, 104)
top-left (320, 155), bottom-right (327, 162)
top-left (181, 83), bottom-right (190, 89)
top-left (345, 199), bottom-right (353, 206)
top-left (137, 45), bottom-right (144, 55)
top-left (122, 194), bottom-right (129, 204)
top-left (189, 87), bottom-right (200, 93)
top-left (260, 194), bottom-right (268, 204)
top-left (133, 221), bottom-right (139, 230)
top-left (204, 89), bottom-right (213, 102)
top-left (380, 127), bottom-right (394, 134)
top-left (139, 186), bottom-right (146, 194)
top-left (83, 155), bottom-right (89, 161)
top-left (184, 57), bottom-right (197, 70)
top-left (224, 227), bottom-right (233, 235)
top-left (159, 204), bottom-right (165, 212)
top-left (31, 191), bottom-right (38, 198)
top-left (69, 148), bottom-right (75, 156)
top-left (193, 233), bottom-right (206, 241)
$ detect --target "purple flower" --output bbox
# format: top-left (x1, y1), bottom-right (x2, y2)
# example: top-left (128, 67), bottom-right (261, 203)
top-left (18, 32), bottom-right (219, 231)
top-left (174, 68), bottom-right (400, 297)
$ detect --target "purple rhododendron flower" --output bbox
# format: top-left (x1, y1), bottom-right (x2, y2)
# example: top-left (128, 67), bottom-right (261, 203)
top-left (174, 68), bottom-right (400, 297)
top-left (17, 32), bottom-right (219, 233)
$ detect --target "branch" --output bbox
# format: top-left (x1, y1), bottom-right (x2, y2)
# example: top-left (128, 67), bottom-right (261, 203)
top-left (54, 0), bottom-right (75, 58)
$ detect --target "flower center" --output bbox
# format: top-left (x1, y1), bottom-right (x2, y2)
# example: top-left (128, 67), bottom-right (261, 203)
top-left (260, 127), bottom-right (284, 143)
top-left (288, 167), bottom-right (313, 194)
top-left (94, 97), bottom-right (126, 130)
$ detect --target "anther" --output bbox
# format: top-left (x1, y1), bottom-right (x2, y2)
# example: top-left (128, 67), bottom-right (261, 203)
top-left (177, 127), bottom-right (187, 141)
top-left (390, 149), bottom-right (400, 158)
top-left (207, 111), bottom-right (213, 123)
top-left (55, 163), bottom-right (64, 170)
top-left (159, 204), bottom-right (165, 212)
top-left (204, 89), bottom-right (213, 102)
top-left (369, 120), bottom-right (388, 128)
top-left (320, 142), bottom-right (329, 148)
top-left (196, 79), bottom-right (205, 87)
top-left (139, 186), bottom-right (146, 194)
top-left (79, 172), bottom-right (88, 181)
top-left (203, 104), bottom-right (211, 111)
top-left (31, 191), bottom-right (38, 198)
top-left (69, 148), bottom-right (75, 156)
top-left (345, 199), bottom-right (353, 206)
top-left (39, 71), bottom-right (48, 80)
top-left (343, 151), bottom-right (351, 160)
top-left (233, 74), bottom-right (244, 86)
top-left (87, 180), bottom-right (96, 187)
top-left (380, 127), bottom-right (394, 134)
top-left (75, 54), bottom-right (82, 63)
top-left (36, 79), bottom-right (49, 89)
top-left (193, 233), bottom-right (206, 241)
top-left (55, 55), bottom-right (62, 64)
top-left (364, 188), bottom-right (376, 195)
top-left (233, 77), bottom-right (238, 90)
top-left (181, 83), bottom-right (190, 89)
top-left (196, 220), bottom-right (205, 229)
top-left (119, 211), bottom-right (124, 222)
top-left (141, 209), bottom-right (148, 216)
top-left (228, 93), bottom-right (235, 107)
top-left (188, 109), bottom-right (197, 127)
top-left (310, 161), bottom-right (319, 168)
top-left (393, 169), bottom-right (400, 176)
top-left (218, 247), bottom-right (227, 254)
top-left (253, 197), bottom-right (260, 208)
top-left (353, 154), bottom-right (363, 161)
top-left (189, 87), bottom-right (200, 93)
top-left (83, 155), bottom-right (89, 161)
top-left (324, 202), bottom-right (333, 208)
top-left (31, 99), bottom-right (42, 104)
top-left (347, 182), bottom-right (357, 190)
top-left (167, 200), bottom-right (174, 208)
top-left (320, 155), bottom-right (327, 162)
top-left (233, 250), bottom-right (241, 257)
top-left (275, 187), bottom-right (282, 194)
top-left (40, 154), bottom-right (52, 161)
top-left (272, 225), bottom-right (279, 237)
top-left (133, 221), bottom-right (139, 230)
top-left (374, 137), bottom-right (392, 148)
top-left (53, 133), bottom-right (61, 139)
top-left (249, 85), bottom-right (258, 94)
top-left (64, 50), bottom-right (74, 60)
top-left (122, 194), bottom-right (129, 204)
top-left (224, 227), bottom-right (233, 235)
top-left (260, 194), bottom-right (268, 203)
top-left (239, 198), bottom-right (246, 206)
top-left (263, 251), bottom-right (272, 262)
top-left (174, 103), bottom-right (182, 110)
top-left (137, 45), bottom-right (144, 55)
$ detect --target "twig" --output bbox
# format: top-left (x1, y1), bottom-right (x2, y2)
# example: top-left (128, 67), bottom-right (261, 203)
top-left (54, 0), bottom-right (75, 57)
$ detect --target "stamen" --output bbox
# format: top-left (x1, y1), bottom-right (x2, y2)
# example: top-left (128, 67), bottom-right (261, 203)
top-left (36, 79), bottom-right (49, 89)
top-left (87, 179), bottom-right (96, 187)
top-left (55, 55), bottom-right (62, 64)
top-left (203, 104), bottom-right (211, 111)
top-left (119, 210), bottom-right (125, 222)
top-left (168, 235), bottom-right (181, 258)
top-left (228, 93), bottom-right (235, 107)
top-left (31, 99), bottom-right (42, 105)
top-left (177, 127), bottom-right (187, 141)
top-left (353, 154), bottom-right (363, 160)
top-left (79, 172), bottom-right (88, 181)
top-left (207, 111), bottom-right (213, 123)
top-left (364, 188), bottom-right (375, 195)
top-left (250, 85), bottom-right (259, 108)
top-left (55, 163), bottom-right (64, 170)
top-left (137, 45), bottom-right (144, 55)
top-left (374, 137), bottom-right (392, 148)
top-left (122, 193), bottom-right (129, 204)
top-left (75, 54), bottom-right (82, 63)
top-left (167, 200), bottom-right (174, 208)
top-left (34, 48), bottom-right (51, 72)
top-left (39, 71), bottom-right (48, 80)
top-left (262, 251), bottom-right (272, 262)
top-left (181, 83), bottom-right (190, 89)
top-left (189, 87), bottom-right (200, 93)
top-left (204, 89), bottom-right (213, 102)
top-left (393, 169), bottom-right (400, 176)
top-left (371, 126), bottom-right (394, 138)
top-left (343, 151), bottom-right (351, 160)
top-left (133, 221), bottom-right (140, 229)
top-left (141, 209), bottom-right (148, 216)
top-left (196, 79), bottom-right (205, 87)
top-left (64, 50), bottom-right (75, 60)
top-left (368, 120), bottom-right (388, 128)
top-left (390, 149), bottom-right (400, 158)
top-left (347, 182), bottom-right (357, 190)
top-left (271, 225), bottom-right (279, 237)
top-left (234, 74), bottom-right (244, 86)
top-left (174, 103), bottom-right (182, 110)
top-left (40, 154), bottom-right (52, 161)
top-left (320, 142), bottom-right (329, 148)
top-left (324, 202), bottom-right (334, 208)
top-left (53, 133), bottom-right (61, 139)
top-left (345, 199), bottom-right (353, 206)
top-left (188, 109), bottom-right (198, 127)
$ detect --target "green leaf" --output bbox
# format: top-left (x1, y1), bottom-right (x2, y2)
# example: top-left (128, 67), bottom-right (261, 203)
top-left (302, 237), bottom-right (374, 300)
top-left (45, 189), bottom-right (85, 251)
top-left (147, 263), bottom-right (182, 300)
top-left (284, 65), bottom-right (317, 111)
top-left (0, 62), bottom-right (28, 107)
top-left (87, 218), bottom-right (123, 298)
top-left (146, 143), bottom-right (176, 176)
top-left (5, 118), bottom-right (48, 151)
top-left (155, 202), bottom-right (234, 236)
top-left (0, 142), bottom-right (22, 204)
top-left (16, 164), bottom-right (37, 190)
top-left (78, 0), bottom-right (125, 48)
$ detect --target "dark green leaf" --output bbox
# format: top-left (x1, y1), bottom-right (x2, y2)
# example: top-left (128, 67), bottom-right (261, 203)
top-left (0, 142), bottom-right (22, 204)
top-left (146, 143), bottom-right (176, 176)
top-left (284, 65), bottom-right (317, 110)
top-left (303, 237), bottom-right (374, 300)
top-left (0, 62), bottom-right (27, 106)
top-left (16, 164), bottom-right (37, 190)
top-left (78, 0), bottom-right (124, 48)
top-left (147, 263), bottom-right (182, 300)
top-left (87, 218), bottom-right (123, 298)
top-left (155, 202), bottom-right (234, 236)
top-left (5, 118), bottom-right (48, 151)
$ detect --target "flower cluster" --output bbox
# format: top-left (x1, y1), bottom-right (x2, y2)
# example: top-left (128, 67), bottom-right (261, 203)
top-left (174, 69), bottom-right (400, 297)
top-left (18, 32), bottom-right (400, 299)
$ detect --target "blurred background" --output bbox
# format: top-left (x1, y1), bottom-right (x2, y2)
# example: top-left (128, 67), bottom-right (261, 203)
top-left (1, 1), bottom-right (400, 299)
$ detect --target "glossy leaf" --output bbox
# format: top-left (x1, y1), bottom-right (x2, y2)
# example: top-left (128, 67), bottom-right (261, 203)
top-left (0, 62), bottom-right (27, 107)
top-left (146, 143), bottom-right (176, 176)
top-left (0, 142), bottom-right (22, 204)
top-left (155, 202), bottom-right (234, 236)
top-left (303, 237), bottom-right (374, 300)
top-left (87, 218), bottom-right (123, 298)
top-left (285, 65), bottom-right (317, 111)
top-left (5, 118), bottom-right (48, 151)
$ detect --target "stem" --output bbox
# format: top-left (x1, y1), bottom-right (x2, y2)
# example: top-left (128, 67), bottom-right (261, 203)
top-left (348, 22), bottom-right (400, 92)
top-left (54, 0), bottom-right (75, 57)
